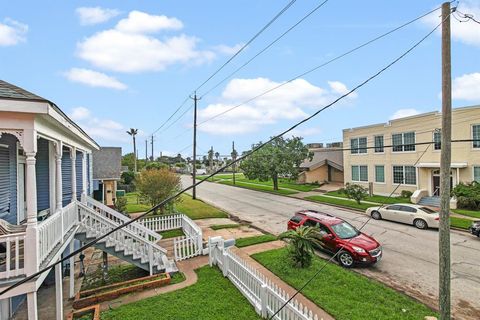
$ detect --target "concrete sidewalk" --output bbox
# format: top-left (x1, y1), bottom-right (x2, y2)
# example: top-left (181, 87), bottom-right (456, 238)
top-left (231, 241), bottom-right (335, 320)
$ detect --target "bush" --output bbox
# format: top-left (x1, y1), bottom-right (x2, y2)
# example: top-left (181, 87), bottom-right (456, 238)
top-left (136, 168), bottom-right (181, 213)
top-left (452, 182), bottom-right (480, 210)
top-left (114, 197), bottom-right (128, 214)
top-left (400, 190), bottom-right (413, 198)
top-left (344, 183), bottom-right (368, 204)
top-left (278, 227), bottom-right (321, 268)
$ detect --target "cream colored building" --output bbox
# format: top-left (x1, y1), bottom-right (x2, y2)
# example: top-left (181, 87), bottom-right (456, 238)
top-left (343, 105), bottom-right (480, 207)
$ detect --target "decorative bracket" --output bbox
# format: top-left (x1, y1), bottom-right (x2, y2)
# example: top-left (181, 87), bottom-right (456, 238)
top-left (0, 129), bottom-right (24, 148)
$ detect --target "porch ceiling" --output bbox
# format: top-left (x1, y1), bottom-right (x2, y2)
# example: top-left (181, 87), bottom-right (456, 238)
top-left (415, 162), bottom-right (468, 168)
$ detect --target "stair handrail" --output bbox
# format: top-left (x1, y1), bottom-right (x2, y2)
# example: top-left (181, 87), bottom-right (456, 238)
top-left (78, 202), bottom-right (167, 255)
top-left (85, 196), bottom-right (162, 243)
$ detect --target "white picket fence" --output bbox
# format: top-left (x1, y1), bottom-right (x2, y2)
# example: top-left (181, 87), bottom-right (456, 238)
top-left (141, 214), bottom-right (204, 261)
top-left (209, 238), bottom-right (321, 320)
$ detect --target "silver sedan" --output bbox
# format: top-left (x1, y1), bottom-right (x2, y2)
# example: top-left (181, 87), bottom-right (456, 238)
top-left (365, 204), bottom-right (440, 229)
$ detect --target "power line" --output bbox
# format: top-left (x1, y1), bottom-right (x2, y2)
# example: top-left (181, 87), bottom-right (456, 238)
top-left (194, 0), bottom-right (298, 92)
top-left (0, 13), bottom-right (442, 297)
top-left (151, 96), bottom-right (190, 136)
top-left (196, 4), bottom-right (446, 127)
top-left (199, 0), bottom-right (330, 98)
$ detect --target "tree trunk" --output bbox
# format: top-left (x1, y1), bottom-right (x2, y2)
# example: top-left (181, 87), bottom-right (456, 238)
top-left (272, 173), bottom-right (279, 191)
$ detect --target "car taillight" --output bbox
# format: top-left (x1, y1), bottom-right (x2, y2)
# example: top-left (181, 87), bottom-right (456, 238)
top-left (435, 217), bottom-right (439, 221)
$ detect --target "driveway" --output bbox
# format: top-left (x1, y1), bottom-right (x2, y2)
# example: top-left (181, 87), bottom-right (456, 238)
top-left (181, 176), bottom-right (480, 319)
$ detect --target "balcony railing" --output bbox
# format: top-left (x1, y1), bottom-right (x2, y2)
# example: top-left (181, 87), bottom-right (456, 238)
top-left (0, 233), bottom-right (26, 279)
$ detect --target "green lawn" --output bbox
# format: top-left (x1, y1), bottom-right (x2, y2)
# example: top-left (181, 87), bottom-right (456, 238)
top-left (252, 248), bottom-right (437, 320)
top-left (325, 191), bottom-right (411, 204)
top-left (159, 228), bottom-right (185, 239)
top-left (210, 224), bottom-right (241, 230)
top-left (218, 180), bottom-right (298, 195)
top-left (453, 209), bottom-right (480, 219)
top-left (176, 194), bottom-right (228, 220)
top-left (235, 234), bottom-right (278, 248)
top-left (305, 195), bottom-right (372, 211)
top-left (125, 192), bottom-right (151, 213)
top-left (101, 266), bottom-right (261, 320)
top-left (450, 216), bottom-right (474, 229)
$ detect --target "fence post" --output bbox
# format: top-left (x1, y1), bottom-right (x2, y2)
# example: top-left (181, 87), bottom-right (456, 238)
top-left (222, 250), bottom-right (229, 277)
top-left (208, 237), bottom-right (213, 266)
top-left (260, 284), bottom-right (268, 318)
top-left (174, 238), bottom-right (178, 261)
top-left (148, 245), bottom-right (153, 275)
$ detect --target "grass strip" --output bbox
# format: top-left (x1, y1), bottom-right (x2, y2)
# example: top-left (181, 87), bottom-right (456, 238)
top-left (252, 248), bottom-right (437, 320)
top-left (159, 229), bottom-right (185, 239)
top-left (235, 234), bottom-right (277, 248)
top-left (452, 209), bottom-right (480, 219)
top-left (218, 180), bottom-right (298, 195)
top-left (101, 266), bottom-right (261, 320)
top-left (210, 224), bottom-right (241, 230)
top-left (305, 195), bottom-right (372, 211)
top-left (450, 216), bottom-right (473, 230)
top-left (325, 191), bottom-right (411, 204)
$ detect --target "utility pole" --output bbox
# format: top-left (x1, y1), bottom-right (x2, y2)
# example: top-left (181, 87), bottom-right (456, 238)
top-left (191, 92), bottom-right (200, 199)
top-left (439, 2), bottom-right (452, 320)
top-left (150, 135), bottom-right (155, 162)
top-left (126, 128), bottom-right (138, 172)
top-left (231, 141), bottom-right (237, 185)
top-left (145, 139), bottom-right (148, 162)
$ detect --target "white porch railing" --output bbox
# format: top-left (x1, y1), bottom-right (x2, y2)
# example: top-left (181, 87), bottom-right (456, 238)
top-left (0, 233), bottom-right (26, 279)
top-left (210, 239), bottom-right (320, 320)
top-left (141, 214), bottom-right (203, 261)
top-left (78, 203), bottom-right (167, 275)
top-left (38, 201), bottom-right (79, 266)
top-left (86, 196), bottom-right (161, 243)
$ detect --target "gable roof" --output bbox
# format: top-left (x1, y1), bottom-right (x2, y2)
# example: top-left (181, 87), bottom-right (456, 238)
top-left (300, 148), bottom-right (343, 171)
top-left (92, 147), bottom-right (122, 180)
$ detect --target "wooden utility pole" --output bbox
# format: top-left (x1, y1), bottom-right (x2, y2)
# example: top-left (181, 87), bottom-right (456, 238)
top-left (232, 141), bottom-right (237, 185)
top-left (145, 139), bottom-right (148, 162)
top-left (439, 2), bottom-right (452, 319)
top-left (150, 135), bottom-right (155, 161)
top-left (191, 92), bottom-right (199, 199)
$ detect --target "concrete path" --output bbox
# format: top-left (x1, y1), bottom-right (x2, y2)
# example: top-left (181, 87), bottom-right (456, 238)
top-left (181, 175), bottom-right (480, 320)
top-left (231, 242), bottom-right (334, 320)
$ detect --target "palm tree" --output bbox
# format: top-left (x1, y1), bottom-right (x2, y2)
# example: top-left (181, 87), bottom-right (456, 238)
top-left (279, 226), bottom-right (322, 268)
top-left (126, 128), bottom-right (138, 172)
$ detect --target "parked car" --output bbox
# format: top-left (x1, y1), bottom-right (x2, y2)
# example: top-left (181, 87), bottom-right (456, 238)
top-left (470, 221), bottom-right (480, 237)
top-left (287, 210), bottom-right (382, 268)
top-left (366, 204), bottom-right (439, 229)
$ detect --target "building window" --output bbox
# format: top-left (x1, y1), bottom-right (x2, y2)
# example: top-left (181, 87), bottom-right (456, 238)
top-left (351, 137), bottom-right (367, 154)
top-left (375, 165), bottom-right (385, 183)
top-left (392, 132), bottom-right (415, 152)
top-left (374, 135), bottom-right (384, 153)
top-left (474, 166), bottom-right (480, 182)
top-left (352, 165), bottom-right (368, 182)
top-left (434, 131), bottom-right (441, 150)
top-left (393, 165), bottom-right (416, 185)
top-left (473, 125), bottom-right (480, 148)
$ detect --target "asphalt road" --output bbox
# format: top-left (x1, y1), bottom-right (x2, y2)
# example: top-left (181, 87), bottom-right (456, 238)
top-left (181, 176), bottom-right (480, 319)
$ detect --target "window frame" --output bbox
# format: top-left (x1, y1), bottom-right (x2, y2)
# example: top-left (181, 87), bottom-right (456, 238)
top-left (350, 137), bottom-right (367, 155)
top-left (374, 135), bottom-right (384, 153)
top-left (472, 124), bottom-right (480, 149)
top-left (392, 165), bottom-right (417, 185)
top-left (351, 165), bottom-right (368, 182)
top-left (433, 131), bottom-right (441, 151)
top-left (374, 165), bottom-right (385, 183)
top-left (392, 131), bottom-right (416, 153)
top-left (473, 166), bottom-right (480, 182)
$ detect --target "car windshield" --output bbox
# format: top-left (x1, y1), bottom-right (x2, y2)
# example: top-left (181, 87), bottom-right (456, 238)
top-left (420, 207), bottom-right (438, 214)
top-left (331, 222), bottom-right (360, 239)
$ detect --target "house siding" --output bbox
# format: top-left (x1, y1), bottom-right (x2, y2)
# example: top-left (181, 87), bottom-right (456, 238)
top-left (61, 148), bottom-right (72, 206)
top-left (36, 138), bottom-right (50, 211)
top-left (0, 134), bottom-right (17, 224)
top-left (76, 151), bottom-right (83, 200)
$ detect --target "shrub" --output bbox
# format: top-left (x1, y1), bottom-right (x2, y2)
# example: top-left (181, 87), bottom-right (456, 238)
top-left (136, 168), bottom-right (181, 213)
top-left (400, 190), bottom-right (413, 198)
top-left (114, 197), bottom-right (128, 214)
top-left (343, 183), bottom-right (368, 204)
top-left (452, 182), bottom-right (480, 210)
top-left (278, 226), bottom-right (322, 268)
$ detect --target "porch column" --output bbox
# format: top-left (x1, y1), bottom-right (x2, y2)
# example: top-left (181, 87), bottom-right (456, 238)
top-left (55, 141), bottom-right (63, 212)
top-left (24, 129), bottom-right (39, 275)
top-left (71, 147), bottom-right (77, 202)
top-left (27, 291), bottom-right (38, 320)
top-left (69, 239), bottom-right (75, 298)
top-left (55, 260), bottom-right (63, 320)
top-left (456, 168), bottom-right (460, 186)
top-left (81, 151), bottom-right (87, 203)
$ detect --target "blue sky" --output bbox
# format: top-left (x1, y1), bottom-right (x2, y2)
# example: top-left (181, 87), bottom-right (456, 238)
top-left (1, 0), bottom-right (479, 158)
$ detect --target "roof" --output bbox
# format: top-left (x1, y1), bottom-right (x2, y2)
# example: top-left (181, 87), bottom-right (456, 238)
top-left (0, 80), bottom-right (99, 149)
top-left (300, 148), bottom-right (343, 171)
top-left (92, 147), bottom-right (122, 180)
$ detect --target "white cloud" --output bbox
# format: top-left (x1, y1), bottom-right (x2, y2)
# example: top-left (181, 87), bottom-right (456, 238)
top-left (288, 127), bottom-right (322, 138)
top-left (69, 107), bottom-right (131, 143)
top-left (76, 7), bottom-right (120, 26)
top-left (452, 72), bottom-right (480, 101)
top-left (64, 68), bottom-right (127, 90)
top-left (423, 1), bottom-right (480, 47)
top-left (213, 43), bottom-right (245, 55)
top-left (70, 107), bottom-right (91, 121)
top-left (198, 77), bottom-right (357, 135)
top-left (390, 108), bottom-right (421, 120)
top-left (0, 18), bottom-right (28, 46)
top-left (76, 10), bottom-right (237, 73)
top-left (115, 11), bottom-right (183, 33)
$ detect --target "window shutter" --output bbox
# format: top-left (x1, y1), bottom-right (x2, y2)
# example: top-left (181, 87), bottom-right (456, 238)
top-left (0, 146), bottom-right (10, 215)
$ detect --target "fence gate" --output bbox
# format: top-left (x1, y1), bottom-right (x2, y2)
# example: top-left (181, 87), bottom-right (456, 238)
top-left (173, 235), bottom-right (202, 261)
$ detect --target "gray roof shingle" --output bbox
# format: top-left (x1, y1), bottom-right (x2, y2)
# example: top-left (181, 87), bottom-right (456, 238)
top-left (92, 147), bottom-right (122, 180)
top-left (0, 80), bottom-right (48, 101)
top-left (300, 148), bottom-right (344, 171)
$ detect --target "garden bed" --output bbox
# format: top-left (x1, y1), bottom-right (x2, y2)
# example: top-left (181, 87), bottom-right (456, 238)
top-left (67, 305), bottom-right (100, 320)
top-left (74, 273), bottom-right (171, 309)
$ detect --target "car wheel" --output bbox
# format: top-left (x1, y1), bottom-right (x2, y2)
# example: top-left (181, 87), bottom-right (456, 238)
top-left (414, 218), bottom-right (428, 229)
top-left (371, 211), bottom-right (382, 220)
top-left (337, 251), bottom-right (354, 268)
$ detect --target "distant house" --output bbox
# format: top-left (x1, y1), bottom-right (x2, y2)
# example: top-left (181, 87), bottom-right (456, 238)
top-left (92, 147), bottom-right (122, 207)
top-left (298, 143), bottom-right (344, 184)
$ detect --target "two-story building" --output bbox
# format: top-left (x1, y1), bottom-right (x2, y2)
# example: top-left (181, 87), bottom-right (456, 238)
top-left (343, 105), bottom-right (480, 208)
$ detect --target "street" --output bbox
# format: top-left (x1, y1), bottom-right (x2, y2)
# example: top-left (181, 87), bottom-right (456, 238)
top-left (182, 176), bottom-right (480, 319)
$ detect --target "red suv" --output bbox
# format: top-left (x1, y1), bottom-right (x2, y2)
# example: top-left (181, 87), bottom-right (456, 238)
top-left (288, 210), bottom-right (382, 268)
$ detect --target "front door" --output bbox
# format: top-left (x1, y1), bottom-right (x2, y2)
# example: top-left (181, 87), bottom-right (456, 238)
top-left (432, 173), bottom-right (453, 196)
top-left (17, 161), bottom-right (26, 223)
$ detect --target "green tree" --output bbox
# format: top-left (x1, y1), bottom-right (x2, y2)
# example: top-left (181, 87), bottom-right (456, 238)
top-left (343, 183), bottom-right (368, 204)
top-left (122, 153), bottom-right (146, 171)
top-left (145, 161), bottom-right (168, 171)
top-left (114, 196), bottom-right (128, 215)
top-left (121, 171), bottom-right (135, 185)
top-left (279, 226), bottom-right (321, 268)
top-left (136, 168), bottom-right (181, 213)
top-left (239, 136), bottom-right (310, 190)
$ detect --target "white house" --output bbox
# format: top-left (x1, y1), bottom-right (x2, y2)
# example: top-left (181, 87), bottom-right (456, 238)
top-left (0, 81), bottom-right (174, 319)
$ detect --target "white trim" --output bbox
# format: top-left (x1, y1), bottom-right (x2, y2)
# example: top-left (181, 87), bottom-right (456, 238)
top-left (392, 165), bottom-right (417, 186)
top-left (374, 165), bottom-right (385, 184)
top-left (391, 131), bottom-right (416, 153)
top-left (373, 135), bottom-right (385, 154)
top-left (350, 137), bottom-right (368, 155)
top-left (351, 164), bottom-right (368, 182)
top-left (471, 124), bottom-right (480, 151)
